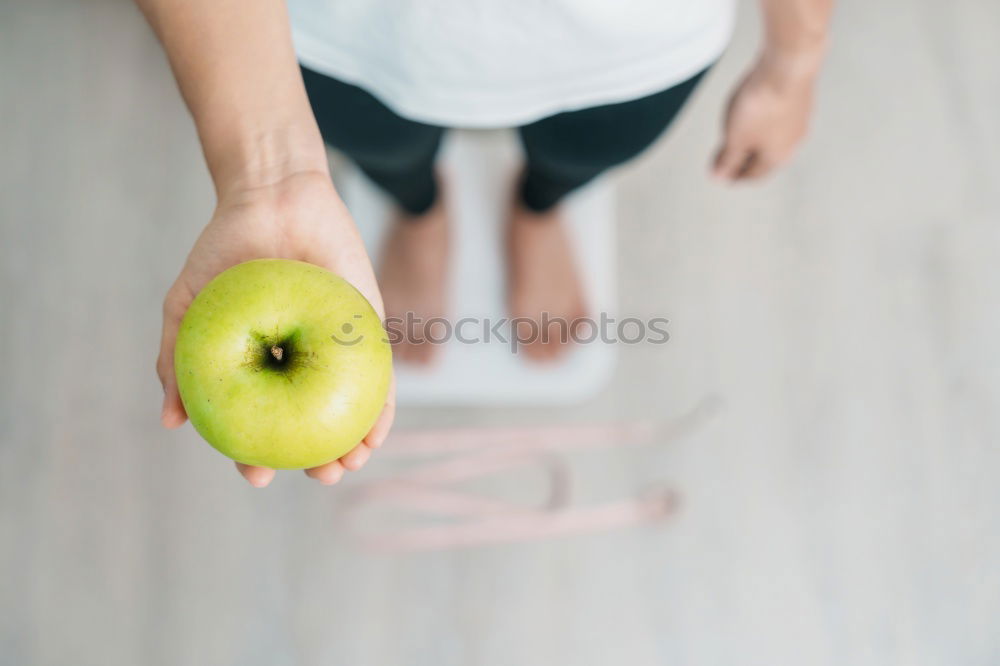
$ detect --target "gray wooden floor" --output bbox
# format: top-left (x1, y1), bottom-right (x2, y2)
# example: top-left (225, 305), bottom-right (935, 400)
top-left (2, 1), bottom-right (999, 665)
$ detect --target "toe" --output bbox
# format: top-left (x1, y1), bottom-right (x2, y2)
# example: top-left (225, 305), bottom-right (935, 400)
top-left (413, 340), bottom-right (436, 365)
top-left (522, 337), bottom-right (549, 362)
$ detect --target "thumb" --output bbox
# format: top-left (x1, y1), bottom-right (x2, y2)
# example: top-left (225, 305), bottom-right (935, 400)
top-left (158, 284), bottom-right (190, 429)
top-left (712, 138), bottom-right (752, 182)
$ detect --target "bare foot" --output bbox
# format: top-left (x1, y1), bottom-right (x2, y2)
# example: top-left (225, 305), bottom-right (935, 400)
top-left (378, 199), bottom-right (449, 364)
top-left (506, 200), bottom-right (588, 362)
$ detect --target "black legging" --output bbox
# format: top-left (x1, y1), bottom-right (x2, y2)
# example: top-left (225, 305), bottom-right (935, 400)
top-left (301, 66), bottom-right (709, 214)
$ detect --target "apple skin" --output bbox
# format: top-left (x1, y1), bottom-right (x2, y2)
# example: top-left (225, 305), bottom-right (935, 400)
top-left (174, 259), bottom-right (392, 469)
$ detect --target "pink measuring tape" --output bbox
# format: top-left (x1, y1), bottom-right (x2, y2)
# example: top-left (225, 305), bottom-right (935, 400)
top-left (343, 395), bottom-right (722, 552)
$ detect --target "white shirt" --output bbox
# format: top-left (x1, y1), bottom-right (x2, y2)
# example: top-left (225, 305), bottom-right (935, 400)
top-left (289, 0), bottom-right (735, 128)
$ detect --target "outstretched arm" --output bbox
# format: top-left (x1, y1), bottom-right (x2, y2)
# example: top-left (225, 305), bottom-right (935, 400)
top-left (713, 0), bottom-right (834, 181)
top-left (135, 0), bottom-right (327, 195)
top-left (137, 0), bottom-right (395, 487)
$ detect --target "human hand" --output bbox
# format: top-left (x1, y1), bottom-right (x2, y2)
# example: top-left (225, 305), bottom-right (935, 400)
top-left (712, 49), bottom-right (822, 182)
top-left (157, 171), bottom-right (395, 488)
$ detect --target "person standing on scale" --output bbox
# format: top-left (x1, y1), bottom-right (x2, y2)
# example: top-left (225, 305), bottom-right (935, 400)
top-left (140, 0), bottom-right (833, 487)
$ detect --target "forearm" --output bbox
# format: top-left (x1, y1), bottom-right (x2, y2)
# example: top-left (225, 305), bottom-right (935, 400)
top-left (136, 0), bottom-right (327, 196)
top-left (757, 0), bottom-right (833, 78)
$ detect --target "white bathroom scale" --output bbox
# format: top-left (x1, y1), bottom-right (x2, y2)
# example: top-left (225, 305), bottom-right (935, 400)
top-left (335, 129), bottom-right (616, 406)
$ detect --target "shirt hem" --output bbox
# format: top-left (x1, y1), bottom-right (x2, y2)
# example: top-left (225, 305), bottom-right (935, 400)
top-left (294, 16), bottom-right (733, 128)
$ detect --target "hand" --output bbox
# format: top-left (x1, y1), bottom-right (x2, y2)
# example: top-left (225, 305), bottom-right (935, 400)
top-left (712, 50), bottom-right (821, 182)
top-left (156, 171), bottom-right (395, 488)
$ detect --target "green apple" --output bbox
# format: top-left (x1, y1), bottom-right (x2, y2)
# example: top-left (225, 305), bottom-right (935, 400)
top-left (174, 259), bottom-right (392, 469)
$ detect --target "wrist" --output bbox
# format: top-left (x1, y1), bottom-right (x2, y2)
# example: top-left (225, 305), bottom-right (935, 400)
top-left (760, 38), bottom-right (827, 86)
top-left (756, 44), bottom-right (825, 92)
top-left (200, 117), bottom-right (331, 199)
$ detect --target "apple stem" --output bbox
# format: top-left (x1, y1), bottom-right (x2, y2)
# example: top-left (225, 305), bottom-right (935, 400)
top-left (271, 345), bottom-right (284, 362)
